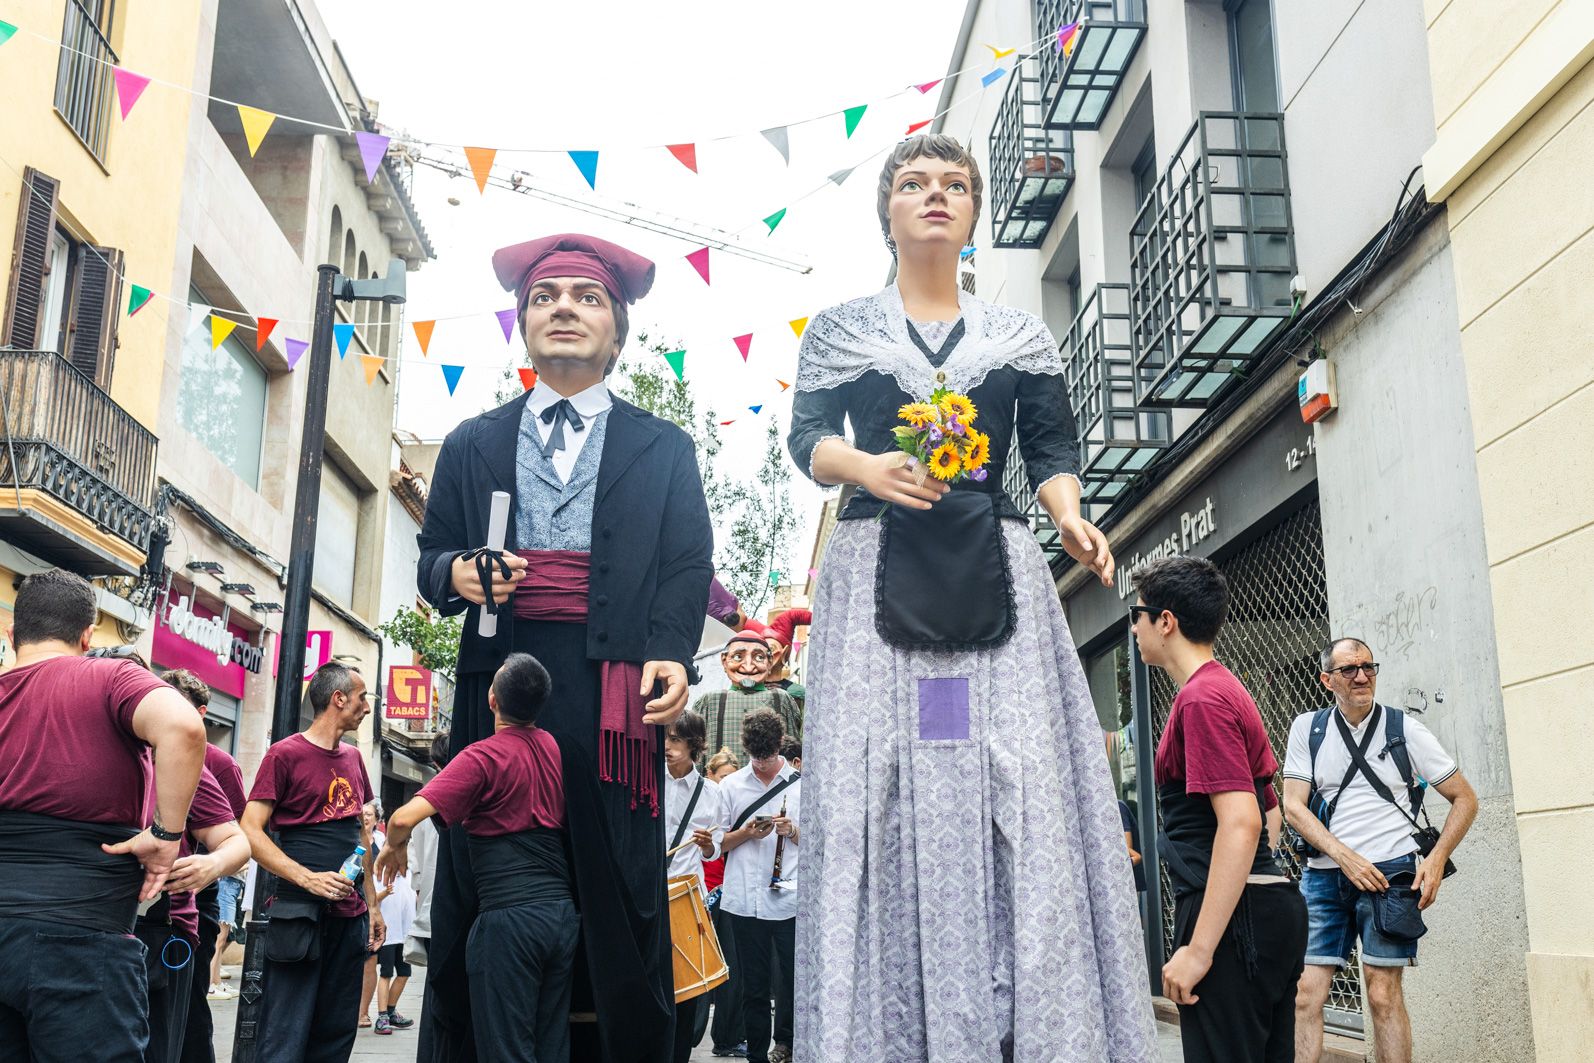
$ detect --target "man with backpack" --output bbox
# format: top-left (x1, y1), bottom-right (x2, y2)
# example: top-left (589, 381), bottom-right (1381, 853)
top-left (1282, 637), bottom-right (1478, 1063)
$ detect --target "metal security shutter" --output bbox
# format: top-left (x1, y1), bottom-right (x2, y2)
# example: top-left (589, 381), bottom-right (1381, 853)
top-left (1148, 498), bottom-right (1366, 1032)
top-left (2, 167), bottom-right (61, 350)
top-left (64, 243), bottom-right (123, 387)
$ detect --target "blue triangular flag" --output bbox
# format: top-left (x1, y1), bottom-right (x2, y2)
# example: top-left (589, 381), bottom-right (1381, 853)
top-left (749, 404), bottom-right (763, 414)
top-left (441, 364), bottom-right (465, 395)
top-left (981, 68), bottom-right (1007, 88)
top-left (333, 322), bottom-right (355, 359)
top-left (568, 151), bottom-right (599, 189)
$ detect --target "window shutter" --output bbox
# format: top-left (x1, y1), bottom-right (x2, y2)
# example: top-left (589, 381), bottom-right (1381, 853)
top-left (2, 167), bottom-right (61, 350)
top-left (64, 244), bottom-right (123, 388)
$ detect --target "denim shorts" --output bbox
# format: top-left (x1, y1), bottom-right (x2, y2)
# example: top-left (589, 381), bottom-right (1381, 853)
top-left (1300, 852), bottom-right (1420, 967)
top-left (217, 875), bottom-right (243, 926)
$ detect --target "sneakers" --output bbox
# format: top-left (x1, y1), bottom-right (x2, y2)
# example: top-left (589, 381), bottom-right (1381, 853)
top-left (711, 1044), bottom-right (748, 1058)
top-left (374, 1013), bottom-right (392, 1035)
top-left (387, 1010), bottom-right (415, 1029)
top-left (206, 984), bottom-right (236, 1000)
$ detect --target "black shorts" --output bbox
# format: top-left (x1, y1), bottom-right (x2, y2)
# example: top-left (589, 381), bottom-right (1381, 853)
top-left (377, 942), bottom-right (411, 978)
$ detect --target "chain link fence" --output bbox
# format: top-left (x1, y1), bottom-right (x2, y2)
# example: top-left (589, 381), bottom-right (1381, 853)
top-left (1147, 499), bottom-right (1365, 1030)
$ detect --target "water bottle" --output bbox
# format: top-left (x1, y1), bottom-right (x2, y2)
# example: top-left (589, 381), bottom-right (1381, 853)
top-left (338, 845), bottom-right (366, 882)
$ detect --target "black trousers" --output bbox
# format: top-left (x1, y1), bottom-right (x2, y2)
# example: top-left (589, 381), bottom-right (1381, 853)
top-left (725, 915), bottom-right (794, 1063)
top-left (179, 904), bottom-right (221, 1063)
top-left (141, 927), bottom-right (196, 1063)
top-left (704, 904), bottom-right (744, 1049)
top-left (1173, 884), bottom-right (1308, 1063)
top-left (468, 901), bottom-right (580, 1063)
top-left (672, 996), bottom-right (701, 1063)
top-left (256, 912), bottom-right (369, 1063)
top-left (0, 914), bottom-right (149, 1062)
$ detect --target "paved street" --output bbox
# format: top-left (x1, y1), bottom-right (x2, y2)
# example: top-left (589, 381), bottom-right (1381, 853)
top-left (209, 963), bottom-right (1183, 1061)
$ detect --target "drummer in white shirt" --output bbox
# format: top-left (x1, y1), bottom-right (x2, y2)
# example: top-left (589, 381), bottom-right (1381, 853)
top-left (663, 708), bottom-right (725, 1063)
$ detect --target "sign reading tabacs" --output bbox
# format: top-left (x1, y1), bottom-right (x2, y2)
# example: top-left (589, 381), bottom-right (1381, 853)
top-left (387, 665), bottom-right (433, 719)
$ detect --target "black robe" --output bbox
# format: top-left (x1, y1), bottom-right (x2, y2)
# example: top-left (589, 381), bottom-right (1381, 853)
top-left (417, 392), bottom-right (714, 1063)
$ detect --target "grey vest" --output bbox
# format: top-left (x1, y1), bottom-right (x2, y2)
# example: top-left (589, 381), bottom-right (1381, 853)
top-left (514, 400), bottom-right (611, 551)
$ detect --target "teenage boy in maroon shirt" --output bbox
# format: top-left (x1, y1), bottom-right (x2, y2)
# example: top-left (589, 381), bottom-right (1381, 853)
top-left (241, 662), bottom-right (384, 1063)
top-left (1130, 555), bottom-right (1307, 1063)
top-left (0, 569), bottom-right (207, 1062)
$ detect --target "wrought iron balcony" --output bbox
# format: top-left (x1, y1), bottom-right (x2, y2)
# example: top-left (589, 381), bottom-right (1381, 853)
top-left (989, 55), bottom-right (1075, 250)
top-left (0, 349), bottom-right (158, 574)
top-left (1036, 0), bottom-right (1148, 130)
top-left (1129, 113), bottom-right (1296, 407)
top-left (1002, 443), bottom-right (1066, 564)
top-left (53, 0), bottom-right (118, 163)
top-left (1064, 283), bottom-right (1171, 504)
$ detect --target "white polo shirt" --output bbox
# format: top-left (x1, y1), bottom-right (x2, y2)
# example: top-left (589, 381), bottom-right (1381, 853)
top-left (718, 759), bottom-right (800, 922)
top-left (1283, 703), bottom-right (1457, 871)
top-left (664, 767), bottom-right (724, 898)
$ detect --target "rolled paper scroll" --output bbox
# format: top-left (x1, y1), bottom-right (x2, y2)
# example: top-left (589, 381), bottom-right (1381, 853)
top-left (478, 490), bottom-right (511, 638)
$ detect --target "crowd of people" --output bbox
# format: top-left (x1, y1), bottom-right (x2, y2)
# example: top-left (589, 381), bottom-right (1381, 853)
top-left (0, 131), bottom-right (1481, 1063)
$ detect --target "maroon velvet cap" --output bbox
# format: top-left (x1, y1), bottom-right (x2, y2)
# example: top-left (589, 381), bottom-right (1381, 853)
top-left (492, 233), bottom-right (657, 309)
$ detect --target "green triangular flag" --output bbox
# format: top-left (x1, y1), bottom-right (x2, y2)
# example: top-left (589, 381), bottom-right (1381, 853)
top-left (843, 105), bottom-right (867, 138)
top-left (762, 208), bottom-right (787, 234)
top-left (662, 349), bottom-right (686, 381)
top-left (0, 21), bottom-right (17, 47)
top-left (127, 285), bottom-right (153, 317)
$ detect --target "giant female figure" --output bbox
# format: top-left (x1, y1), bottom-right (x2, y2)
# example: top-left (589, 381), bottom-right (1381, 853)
top-left (787, 135), bottom-right (1157, 1061)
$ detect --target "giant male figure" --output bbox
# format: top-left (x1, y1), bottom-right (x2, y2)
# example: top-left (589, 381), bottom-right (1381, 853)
top-left (417, 234), bottom-right (714, 1062)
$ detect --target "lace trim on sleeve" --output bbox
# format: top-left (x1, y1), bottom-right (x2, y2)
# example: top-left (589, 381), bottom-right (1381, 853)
top-left (806, 434), bottom-right (849, 484)
top-left (1033, 471), bottom-right (1083, 496)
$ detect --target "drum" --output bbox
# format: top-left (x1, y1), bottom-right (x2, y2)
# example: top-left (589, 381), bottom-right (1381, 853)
top-left (667, 874), bottom-right (728, 1003)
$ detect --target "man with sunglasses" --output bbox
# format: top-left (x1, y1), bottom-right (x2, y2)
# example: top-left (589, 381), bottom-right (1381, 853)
top-left (1282, 638), bottom-right (1477, 1063)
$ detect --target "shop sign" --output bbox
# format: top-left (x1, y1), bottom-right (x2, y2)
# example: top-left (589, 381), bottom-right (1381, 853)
top-left (153, 592), bottom-right (260, 699)
top-left (273, 630), bottom-right (333, 681)
top-left (387, 665), bottom-right (433, 719)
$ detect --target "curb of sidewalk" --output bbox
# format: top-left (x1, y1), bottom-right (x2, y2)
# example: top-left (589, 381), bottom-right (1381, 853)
top-left (1152, 998), bottom-right (1366, 1061)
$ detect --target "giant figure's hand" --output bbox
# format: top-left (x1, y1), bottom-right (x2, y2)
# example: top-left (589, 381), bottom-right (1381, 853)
top-left (857, 452), bottom-right (950, 510)
top-left (641, 660), bottom-right (690, 726)
top-left (451, 551), bottom-right (527, 605)
top-left (1058, 515), bottom-right (1114, 587)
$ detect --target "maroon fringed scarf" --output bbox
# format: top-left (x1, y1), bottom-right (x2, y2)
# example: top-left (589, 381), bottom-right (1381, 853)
top-left (513, 549), bottom-right (657, 816)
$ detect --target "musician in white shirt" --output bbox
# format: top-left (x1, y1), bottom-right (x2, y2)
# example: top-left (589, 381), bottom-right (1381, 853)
top-left (663, 709), bottom-right (723, 1063)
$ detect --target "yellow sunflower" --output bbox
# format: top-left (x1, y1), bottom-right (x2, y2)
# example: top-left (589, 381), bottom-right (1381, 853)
top-left (939, 393), bottom-right (978, 423)
top-left (964, 428), bottom-right (991, 468)
top-left (929, 441), bottom-right (963, 481)
top-left (897, 402), bottom-right (937, 428)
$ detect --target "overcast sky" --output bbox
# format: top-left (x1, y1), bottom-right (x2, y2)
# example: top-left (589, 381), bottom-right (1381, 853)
top-left (320, 0), bottom-right (972, 593)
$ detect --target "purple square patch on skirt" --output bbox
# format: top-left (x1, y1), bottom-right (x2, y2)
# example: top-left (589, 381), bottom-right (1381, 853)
top-left (918, 677), bottom-right (970, 741)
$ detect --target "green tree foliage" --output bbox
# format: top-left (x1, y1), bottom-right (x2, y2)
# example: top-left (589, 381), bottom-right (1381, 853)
top-left (377, 605), bottom-right (463, 681)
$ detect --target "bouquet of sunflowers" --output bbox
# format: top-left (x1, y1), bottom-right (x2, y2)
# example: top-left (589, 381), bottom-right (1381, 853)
top-left (893, 387), bottom-right (991, 484)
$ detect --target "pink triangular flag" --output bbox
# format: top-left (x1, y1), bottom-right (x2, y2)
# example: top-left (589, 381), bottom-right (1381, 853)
top-left (495, 308), bottom-right (517, 343)
top-left (686, 247), bottom-right (710, 285)
top-left (355, 131), bottom-right (390, 183)
top-left (114, 68), bottom-right (150, 120)
top-left (733, 334), bottom-right (753, 361)
top-left (915, 79), bottom-right (942, 94)
top-left (666, 143), bottom-right (698, 173)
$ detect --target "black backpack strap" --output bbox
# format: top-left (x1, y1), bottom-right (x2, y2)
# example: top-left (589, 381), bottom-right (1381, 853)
top-left (670, 775), bottom-right (706, 851)
top-left (1307, 706), bottom-right (1333, 768)
top-left (1334, 707), bottom-right (1423, 831)
top-left (1321, 706), bottom-right (1379, 827)
top-left (1380, 706), bottom-right (1428, 820)
top-left (730, 772), bottom-right (801, 831)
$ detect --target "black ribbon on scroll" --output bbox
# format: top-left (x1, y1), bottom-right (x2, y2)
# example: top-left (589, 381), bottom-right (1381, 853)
top-left (458, 547), bottom-right (513, 617)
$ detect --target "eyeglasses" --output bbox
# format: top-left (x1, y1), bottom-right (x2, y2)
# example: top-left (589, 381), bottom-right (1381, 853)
top-left (1127, 605), bottom-right (1168, 626)
top-left (1328, 663), bottom-right (1380, 679)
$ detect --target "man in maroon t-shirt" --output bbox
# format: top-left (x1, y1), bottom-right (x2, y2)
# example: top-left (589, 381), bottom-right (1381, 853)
top-left (0, 569), bottom-right (207, 1063)
top-left (241, 662), bottom-right (384, 1063)
top-left (377, 653), bottom-right (576, 1063)
top-left (1131, 555), bottom-right (1307, 1063)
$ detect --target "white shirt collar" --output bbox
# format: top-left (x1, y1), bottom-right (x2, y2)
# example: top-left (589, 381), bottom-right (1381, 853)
top-left (526, 379), bottom-right (612, 419)
top-left (667, 766), bottom-right (702, 788)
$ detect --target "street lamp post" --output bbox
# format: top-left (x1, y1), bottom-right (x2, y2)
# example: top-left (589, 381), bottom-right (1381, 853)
top-left (233, 260), bottom-right (405, 1062)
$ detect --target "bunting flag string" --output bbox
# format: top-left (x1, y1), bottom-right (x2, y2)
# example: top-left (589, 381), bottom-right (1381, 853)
top-left (127, 285), bottom-right (153, 317)
top-left (915, 79), bottom-right (941, 94)
top-left (733, 334), bottom-right (754, 361)
top-left (284, 338), bottom-right (309, 371)
top-left (662, 349), bottom-right (686, 381)
top-left (495, 308), bottom-right (517, 342)
top-left (0, 20), bottom-right (15, 47)
top-left (827, 166), bottom-right (856, 186)
top-left (113, 67), bottom-right (150, 120)
top-left (412, 319), bottom-right (436, 355)
top-left (666, 143), bottom-right (698, 173)
top-left (685, 247), bottom-right (711, 285)
top-left (777, 380), bottom-right (791, 391)
top-left (843, 105), bottom-right (868, 139)
top-left (1056, 21), bottom-right (1080, 55)
top-left (568, 150), bottom-right (599, 189)
top-left (237, 105), bottom-right (277, 157)
top-left (984, 45), bottom-right (1017, 60)
top-left (906, 119), bottom-right (932, 136)
top-left (788, 317), bottom-right (808, 338)
top-left (210, 316), bottom-right (237, 350)
top-left (440, 364), bottom-right (465, 396)
top-left (333, 322), bottom-right (355, 359)
top-left (749, 404), bottom-right (763, 414)
top-left (760, 127), bottom-right (790, 165)
top-left (762, 208), bottom-right (787, 234)
top-left (464, 146), bottom-right (496, 194)
top-left (980, 68), bottom-right (1007, 88)
top-left (517, 367), bottom-right (539, 391)
top-left (254, 317), bottom-right (277, 350)
top-left (360, 354), bottom-right (383, 385)
top-left (355, 131), bottom-right (390, 182)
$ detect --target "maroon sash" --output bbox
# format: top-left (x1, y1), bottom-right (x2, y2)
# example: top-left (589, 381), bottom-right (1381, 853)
top-left (513, 550), bottom-right (657, 816)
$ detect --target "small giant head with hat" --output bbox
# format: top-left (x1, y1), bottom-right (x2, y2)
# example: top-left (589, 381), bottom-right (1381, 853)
top-left (492, 233), bottom-right (656, 385)
top-left (720, 624), bottom-right (772, 692)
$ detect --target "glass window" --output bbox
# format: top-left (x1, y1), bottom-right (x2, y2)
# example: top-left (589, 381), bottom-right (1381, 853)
top-left (1131, 138), bottom-right (1157, 215)
top-left (40, 228), bottom-right (73, 356)
top-left (1067, 269), bottom-right (1083, 323)
top-left (204, 690), bottom-right (239, 754)
top-left (177, 286), bottom-right (268, 487)
top-left (1229, 0), bottom-right (1280, 111)
top-left (314, 461), bottom-right (360, 605)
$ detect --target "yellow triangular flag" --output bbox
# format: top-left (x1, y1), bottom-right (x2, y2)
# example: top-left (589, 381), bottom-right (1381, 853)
top-left (984, 44), bottom-right (1017, 60)
top-left (360, 354), bottom-right (383, 385)
top-left (211, 315), bottom-right (238, 349)
top-left (789, 317), bottom-right (808, 338)
top-left (237, 105), bottom-right (277, 157)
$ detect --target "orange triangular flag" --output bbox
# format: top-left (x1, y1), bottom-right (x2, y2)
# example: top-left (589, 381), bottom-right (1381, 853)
top-left (777, 379), bottom-right (791, 391)
top-left (237, 105), bottom-right (277, 157)
top-left (360, 354), bottom-right (383, 385)
top-left (412, 319), bottom-right (435, 355)
top-left (517, 367), bottom-right (538, 391)
top-left (254, 317), bottom-right (278, 351)
top-left (463, 146), bottom-right (496, 194)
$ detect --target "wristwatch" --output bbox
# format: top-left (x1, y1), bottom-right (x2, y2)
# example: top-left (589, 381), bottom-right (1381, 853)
top-left (149, 819), bottom-right (183, 842)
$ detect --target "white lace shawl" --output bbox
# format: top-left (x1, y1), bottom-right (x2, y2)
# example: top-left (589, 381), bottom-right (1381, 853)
top-left (794, 285), bottom-right (1064, 397)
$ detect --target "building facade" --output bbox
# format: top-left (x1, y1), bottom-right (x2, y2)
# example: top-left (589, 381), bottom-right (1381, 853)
top-left (930, 0), bottom-right (1548, 1055)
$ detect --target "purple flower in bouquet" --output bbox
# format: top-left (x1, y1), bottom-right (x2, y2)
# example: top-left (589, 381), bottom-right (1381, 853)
top-left (948, 418), bottom-right (967, 436)
top-left (928, 426), bottom-right (944, 445)
top-left (969, 467), bottom-right (988, 482)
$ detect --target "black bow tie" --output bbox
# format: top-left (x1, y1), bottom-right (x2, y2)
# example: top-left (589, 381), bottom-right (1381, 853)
top-left (538, 398), bottom-right (586, 458)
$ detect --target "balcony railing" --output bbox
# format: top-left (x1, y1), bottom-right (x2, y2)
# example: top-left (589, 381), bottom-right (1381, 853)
top-left (0, 349), bottom-right (158, 566)
top-left (1002, 443), bottom-right (1066, 565)
top-left (1063, 283), bottom-right (1171, 504)
top-left (53, 0), bottom-right (118, 163)
top-left (989, 55), bottom-right (1075, 250)
top-left (1129, 113), bottom-right (1296, 407)
top-left (1036, 0), bottom-right (1148, 130)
